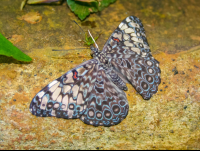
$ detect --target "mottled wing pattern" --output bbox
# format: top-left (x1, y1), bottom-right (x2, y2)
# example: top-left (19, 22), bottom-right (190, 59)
top-left (30, 60), bottom-right (128, 126)
top-left (80, 65), bottom-right (128, 127)
top-left (30, 59), bottom-right (98, 119)
top-left (103, 16), bottom-right (161, 99)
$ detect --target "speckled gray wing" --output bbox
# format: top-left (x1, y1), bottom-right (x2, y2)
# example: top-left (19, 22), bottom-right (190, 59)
top-left (29, 59), bottom-right (99, 119)
top-left (102, 16), bottom-right (161, 99)
top-left (30, 59), bottom-right (128, 126)
top-left (80, 65), bottom-right (129, 127)
top-left (110, 54), bottom-right (161, 99)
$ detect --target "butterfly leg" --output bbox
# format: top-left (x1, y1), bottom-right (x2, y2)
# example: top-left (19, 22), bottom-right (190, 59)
top-left (106, 69), bottom-right (128, 91)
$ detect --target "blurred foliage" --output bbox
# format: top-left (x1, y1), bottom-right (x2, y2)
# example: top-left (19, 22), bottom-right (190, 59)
top-left (22, 0), bottom-right (117, 20)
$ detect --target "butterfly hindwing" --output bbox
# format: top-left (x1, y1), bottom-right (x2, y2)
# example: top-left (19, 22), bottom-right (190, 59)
top-left (80, 65), bottom-right (129, 127)
top-left (110, 54), bottom-right (161, 99)
top-left (103, 16), bottom-right (161, 99)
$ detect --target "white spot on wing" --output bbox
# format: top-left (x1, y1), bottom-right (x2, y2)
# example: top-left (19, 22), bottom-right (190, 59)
top-left (76, 67), bottom-right (87, 76)
top-left (131, 37), bottom-right (143, 43)
top-left (131, 37), bottom-right (139, 42)
top-left (131, 33), bottom-right (137, 37)
top-left (122, 46), bottom-right (129, 49)
top-left (124, 28), bottom-right (135, 33)
top-left (131, 48), bottom-right (140, 55)
top-left (142, 52), bottom-right (147, 57)
top-left (129, 22), bottom-right (140, 28)
top-left (124, 41), bottom-right (134, 47)
top-left (126, 16), bottom-right (131, 22)
top-left (40, 95), bottom-right (48, 110)
top-left (113, 32), bottom-right (122, 41)
top-left (97, 113), bottom-right (101, 118)
top-left (89, 110), bottom-right (94, 117)
top-left (54, 103), bottom-right (59, 108)
top-left (64, 72), bottom-right (74, 84)
top-left (49, 81), bottom-right (60, 92)
top-left (56, 95), bottom-right (62, 103)
top-left (124, 55), bottom-right (131, 58)
top-left (48, 80), bottom-right (58, 88)
top-left (149, 68), bottom-right (153, 74)
top-left (119, 23), bottom-right (128, 30)
top-left (68, 110), bottom-right (73, 118)
top-left (80, 106), bottom-right (84, 112)
top-left (62, 95), bottom-right (69, 111)
top-left (148, 76), bottom-right (152, 82)
top-left (61, 104), bottom-right (66, 109)
top-left (147, 61), bottom-right (152, 66)
top-left (77, 93), bottom-right (84, 105)
top-left (51, 110), bottom-right (56, 116)
top-left (63, 85), bottom-right (71, 94)
top-left (123, 34), bottom-right (130, 40)
top-left (69, 97), bottom-right (74, 103)
top-left (144, 45), bottom-right (150, 49)
top-left (69, 104), bottom-right (74, 109)
top-left (52, 87), bottom-right (61, 100)
top-left (138, 60), bottom-right (143, 64)
top-left (137, 32), bottom-right (141, 37)
top-left (85, 64), bottom-right (92, 68)
top-left (72, 85), bottom-right (79, 98)
top-left (141, 33), bottom-right (146, 37)
top-left (37, 91), bottom-right (45, 98)
top-left (81, 115), bottom-right (85, 121)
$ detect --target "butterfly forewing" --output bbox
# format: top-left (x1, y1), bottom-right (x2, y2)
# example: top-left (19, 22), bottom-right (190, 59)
top-left (30, 59), bottom-right (99, 119)
top-left (103, 16), bottom-right (161, 99)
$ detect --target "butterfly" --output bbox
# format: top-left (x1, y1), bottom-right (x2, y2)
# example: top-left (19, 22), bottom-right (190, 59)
top-left (30, 16), bottom-right (161, 127)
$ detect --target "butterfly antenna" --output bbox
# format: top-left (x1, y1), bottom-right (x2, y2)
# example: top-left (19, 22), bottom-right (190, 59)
top-left (73, 20), bottom-right (85, 34)
top-left (88, 30), bottom-right (99, 50)
top-left (52, 48), bottom-right (88, 51)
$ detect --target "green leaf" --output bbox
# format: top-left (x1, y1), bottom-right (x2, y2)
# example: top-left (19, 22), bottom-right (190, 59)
top-left (98, 0), bottom-right (117, 11)
top-left (0, 33), bottom-right (32, 62)
top-left (67, 0), bottom-right (98, 20)
top-left (67, 0), bottom-right (116, 20)
top-left (75, 0), bottom-right (97, 2)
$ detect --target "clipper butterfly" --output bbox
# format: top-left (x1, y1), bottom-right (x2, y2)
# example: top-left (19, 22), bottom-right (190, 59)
top-left (30, 16), bottom-right (161, 127)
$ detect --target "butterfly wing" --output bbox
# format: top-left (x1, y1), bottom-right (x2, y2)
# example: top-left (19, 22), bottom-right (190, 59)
top-left (102, 16), bottom-right (161, 99)
top-left (80, 65), bottom-right (129, 127)
top-left (30, 59), bottom-right (99, 119)
top-left (30, 59), bottom-right (128, 126)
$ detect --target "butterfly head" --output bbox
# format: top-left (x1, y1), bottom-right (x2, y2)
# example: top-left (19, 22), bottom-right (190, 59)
top-left (90, 45), bottom-right (100, 58)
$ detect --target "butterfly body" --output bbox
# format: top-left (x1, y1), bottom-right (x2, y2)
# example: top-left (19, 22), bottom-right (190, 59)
top-left (30, 16), bottom-right (161, 126)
